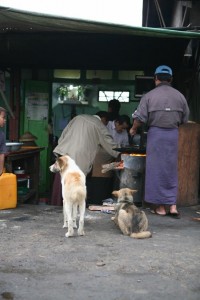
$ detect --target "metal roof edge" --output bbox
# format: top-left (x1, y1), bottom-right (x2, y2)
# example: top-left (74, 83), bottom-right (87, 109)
top-left (0, 5), bottom-right (200, 39)
top-left (131, 26), bottom-right (200, 39)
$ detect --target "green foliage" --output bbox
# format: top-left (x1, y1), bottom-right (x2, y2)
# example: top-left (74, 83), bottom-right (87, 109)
top-left (56, 85), bottom-right (68, 97)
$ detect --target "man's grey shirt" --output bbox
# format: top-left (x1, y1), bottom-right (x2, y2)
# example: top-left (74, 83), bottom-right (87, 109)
top-left (132, 82), bottom-right (190, 128)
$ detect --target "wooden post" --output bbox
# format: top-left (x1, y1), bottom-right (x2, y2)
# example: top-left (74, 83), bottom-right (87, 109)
top-left (177, 122), bottom-right (200, 206)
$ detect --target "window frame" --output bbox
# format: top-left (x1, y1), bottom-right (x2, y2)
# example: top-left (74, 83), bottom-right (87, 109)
top-left (98, 90), bottom-right (130, 103)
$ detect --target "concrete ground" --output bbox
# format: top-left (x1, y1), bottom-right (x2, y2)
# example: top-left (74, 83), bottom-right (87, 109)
top-left (0, 203), bottom-right (200, 300)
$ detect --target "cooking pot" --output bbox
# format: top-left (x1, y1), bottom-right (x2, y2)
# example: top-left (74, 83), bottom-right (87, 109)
top-left (6, 142), bottom-right (23, 152)
top-left (13, 166), bottom-right (25, 174)
top-left (121, 153), bottom-right (146, 173)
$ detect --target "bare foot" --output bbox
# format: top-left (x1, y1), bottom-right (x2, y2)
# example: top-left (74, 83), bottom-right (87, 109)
top-left (156, 206), bottom-right (166, 215)
top-left (170, 205), bottom-right (178, 214)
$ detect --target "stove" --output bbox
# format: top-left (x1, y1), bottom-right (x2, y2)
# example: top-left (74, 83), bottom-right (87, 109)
top-left (119, 153), bottom-right (146, 205)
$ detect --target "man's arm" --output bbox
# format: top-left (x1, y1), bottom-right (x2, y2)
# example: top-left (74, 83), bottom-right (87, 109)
top-left (129, 119), bottom-right (143, 136)
top-left (0, 153), bottom-right (5, 175)
top-left (98, 123), bottom-right (119, 158)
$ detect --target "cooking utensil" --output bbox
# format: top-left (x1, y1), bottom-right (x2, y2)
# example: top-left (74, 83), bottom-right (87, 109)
top-left (113, 146), bottom-right (146, 154)
top-left (14, 166), bottom-right (25, 174)
top-left (14, 169), bottom-right (25, 174)
top-left (5, 142), bottom-right (23, 152)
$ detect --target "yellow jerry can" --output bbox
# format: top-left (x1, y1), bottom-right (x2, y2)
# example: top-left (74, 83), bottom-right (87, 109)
top-left (0, 173), bottom-right (17, 209)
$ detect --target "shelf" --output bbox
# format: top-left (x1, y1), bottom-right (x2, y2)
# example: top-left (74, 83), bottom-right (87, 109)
top-left (18, 189), bottom-right (36, 203)
top-left (58, 100), bottom-right (88, 105)
top-left (5, 148), bottom-right (43, 205)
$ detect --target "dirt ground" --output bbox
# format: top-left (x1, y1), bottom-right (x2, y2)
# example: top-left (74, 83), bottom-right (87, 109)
top-left (0, 203), bottom-right (200, 300)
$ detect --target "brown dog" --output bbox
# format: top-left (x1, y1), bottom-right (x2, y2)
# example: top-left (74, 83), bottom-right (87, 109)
top-left (112, 188), bottom-right (152, 239)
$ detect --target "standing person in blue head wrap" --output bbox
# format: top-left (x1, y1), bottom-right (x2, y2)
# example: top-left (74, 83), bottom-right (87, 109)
top-left (130, 65), bottom-right (190, 218)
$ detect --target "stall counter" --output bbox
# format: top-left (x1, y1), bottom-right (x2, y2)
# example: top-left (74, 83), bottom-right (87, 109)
top-left (5, 147), bottom-right (44, 204)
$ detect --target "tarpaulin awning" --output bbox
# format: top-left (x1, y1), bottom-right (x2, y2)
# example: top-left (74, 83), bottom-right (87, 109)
top-left (0, 6), bottom-right (199, 69)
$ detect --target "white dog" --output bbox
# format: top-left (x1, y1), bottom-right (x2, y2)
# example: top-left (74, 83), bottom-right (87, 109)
top-left (50, 155), bottom-right (86, 237)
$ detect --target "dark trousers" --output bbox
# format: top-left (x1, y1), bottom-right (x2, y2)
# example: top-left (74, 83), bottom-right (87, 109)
top-left (86, 177), bottom-right (114, 205)
top-left (50, 173), bottom-right (62, 206)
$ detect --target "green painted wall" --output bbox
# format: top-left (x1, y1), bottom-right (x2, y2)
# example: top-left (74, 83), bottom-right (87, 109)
top-left (23, 80), bottom-right (51, 194)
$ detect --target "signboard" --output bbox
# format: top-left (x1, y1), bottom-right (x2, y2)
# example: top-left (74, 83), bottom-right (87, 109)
top-left (26, 93), bottom-right (49, 120)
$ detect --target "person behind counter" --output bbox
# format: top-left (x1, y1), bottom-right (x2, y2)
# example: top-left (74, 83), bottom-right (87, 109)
top-left (95, 110), bottom-right (109, 126)
top-left (107, 115), bottom-right (131, 146)
top-left (51, 113), bottom-right (119, 206)
top-left (130, 65), bottom-right (190, 218)
top-left (107, 99), bottom-right (121, 121)
top-left (0, 107), bottom-right (7, 175)
top-left (105, 114), bottom-right (131, 193)
top-left (87, 111), bottom-right (119, 204)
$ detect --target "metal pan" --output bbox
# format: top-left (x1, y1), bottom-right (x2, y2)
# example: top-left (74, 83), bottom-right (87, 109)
top-left (113, 146), bottom-right (146, 154)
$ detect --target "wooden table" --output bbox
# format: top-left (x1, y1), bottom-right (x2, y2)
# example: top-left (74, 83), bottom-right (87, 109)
top-left (5, 147), bottom-right (44, 204)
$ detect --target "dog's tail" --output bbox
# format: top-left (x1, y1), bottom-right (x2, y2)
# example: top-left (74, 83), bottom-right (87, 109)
top-left (130, 231), bottom-right (152, 239)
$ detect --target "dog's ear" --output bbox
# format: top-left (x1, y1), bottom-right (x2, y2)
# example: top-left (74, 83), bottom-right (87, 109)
top-left (130, 189), bottom-right (138, 195)
top-left (112, 190), bottom-right (119, 197)
top-left (57, 156), bottom-right (66, 171)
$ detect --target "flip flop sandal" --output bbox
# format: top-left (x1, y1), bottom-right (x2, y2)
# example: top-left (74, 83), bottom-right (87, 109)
top-left (167, 212), bottom-right (181, 219)
top-left (150, 209), bottom-right (166, 216)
